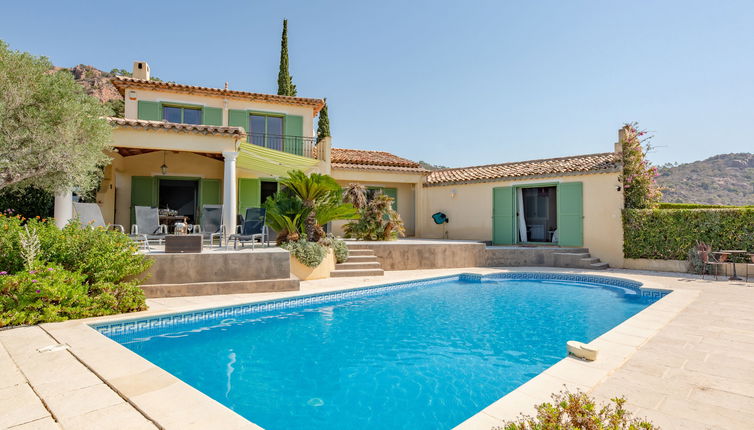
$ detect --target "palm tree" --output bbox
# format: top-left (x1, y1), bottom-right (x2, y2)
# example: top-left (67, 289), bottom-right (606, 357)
top-left (279, 170), bottom-right (349, 242)
top-left (342, 183), bottom-right (367, 209)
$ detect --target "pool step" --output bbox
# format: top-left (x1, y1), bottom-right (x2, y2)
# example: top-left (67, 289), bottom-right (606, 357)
top-left (331, 245), bottom-right (384, 277)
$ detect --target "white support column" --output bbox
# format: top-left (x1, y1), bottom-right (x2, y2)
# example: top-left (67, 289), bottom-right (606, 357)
top-left (53, 190), bottom-right (73, 228)
top-left (222, 151), bottom-right (238, 239)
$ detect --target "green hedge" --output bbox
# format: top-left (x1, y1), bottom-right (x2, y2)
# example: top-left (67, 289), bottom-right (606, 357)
top-left (658, 202), bottom-right (754, 209)
top-left (623, 208), bottom-right (754, 260)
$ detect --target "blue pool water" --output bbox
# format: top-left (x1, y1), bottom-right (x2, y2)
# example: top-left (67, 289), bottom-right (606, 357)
top-left (99, 275), bottom-right (659, 430)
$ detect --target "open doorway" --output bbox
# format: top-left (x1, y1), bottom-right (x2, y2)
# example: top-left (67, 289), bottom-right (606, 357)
top-left (260, 181), bottom-right (278, 205)
top-left (517, 186), bottom-right (557, 243)
top-left (159, 179), bottom-right (198, 224)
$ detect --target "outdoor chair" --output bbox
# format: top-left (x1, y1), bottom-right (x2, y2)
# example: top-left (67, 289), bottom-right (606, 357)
top-left (696, 242), bottom-right (726, 280)
top-left (227, 208), bottom-right (269, 250)
top-left (72, 202), bottom-right (124, 233)
top-left (192, 204), bottom-right (225, 247)
top-left (130, 206), bottom-right (168, 251)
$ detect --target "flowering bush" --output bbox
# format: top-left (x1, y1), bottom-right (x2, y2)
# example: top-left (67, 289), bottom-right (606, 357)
top-left (0, 214), bottom-right (150, 326)
top-left (320, 234), bottom-right (349, 263)
top-left (499, 390), bottom-right (658, 430)
top-left (620, 123), bottom-right (662, 209)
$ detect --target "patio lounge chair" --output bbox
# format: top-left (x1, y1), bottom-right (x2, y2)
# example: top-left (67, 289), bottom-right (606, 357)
top-left (193, 204), bottom-right (225, 247)
top-left (72, 202), bottom-right (125, 233)
top-left (131, 206), bottom-right (168, 250)
top-left (227, 208), bottom-right (269, 250)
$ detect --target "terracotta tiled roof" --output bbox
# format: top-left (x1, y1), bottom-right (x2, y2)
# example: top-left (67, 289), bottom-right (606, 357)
top-left (331, 148), bottom-right (428, 173)
top-left (426, 152), bottom-right (621, 186)
top-left (111, 76), bottom-right (325, 115)
top-left (106, 117), bottom-right (246, 138)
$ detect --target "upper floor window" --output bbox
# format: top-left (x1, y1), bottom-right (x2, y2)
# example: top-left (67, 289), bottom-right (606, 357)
top-left (163, 106), bottom-right (202, 125)
top-left (249, 114), bottom-right (284, 150)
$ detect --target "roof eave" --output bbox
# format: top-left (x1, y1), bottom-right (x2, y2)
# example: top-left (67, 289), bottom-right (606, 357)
top-left (424, 167), bottom-right (622, 187)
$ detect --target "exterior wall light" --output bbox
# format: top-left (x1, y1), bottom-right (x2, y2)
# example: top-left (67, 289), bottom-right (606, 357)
top-left (160, 151), bottom-right (168, 175)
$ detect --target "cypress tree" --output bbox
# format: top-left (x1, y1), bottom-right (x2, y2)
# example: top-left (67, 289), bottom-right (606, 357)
top-left (277, 19), bottom-right (297, 96)
top-left (317, 99), bottom-right (331, 143)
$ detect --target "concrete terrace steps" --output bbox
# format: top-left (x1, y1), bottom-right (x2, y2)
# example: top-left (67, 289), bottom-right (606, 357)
top-left (552, 250), bottom-right (609, 270)
top-left (330, 244), bottom-right (385, 277)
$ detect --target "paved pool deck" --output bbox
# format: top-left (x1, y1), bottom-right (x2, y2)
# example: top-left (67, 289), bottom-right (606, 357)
top-left (1, 267), bottom-right (753, 429)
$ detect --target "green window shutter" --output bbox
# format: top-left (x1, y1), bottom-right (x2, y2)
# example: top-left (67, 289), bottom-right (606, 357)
top-left (228, 110), bottom-right (249, 132)
top-left (492, 186), bottom-right (515, 245)
top-left (283, 115), bottom-right (304, 155)
top-left (238, 178), bottom-right (260, 214)
top-left (382, 188), bottom-right (398, 211)
top-left (202, 107), bottom-right (222, 126)
top-left (137, 101), bottom-right (161, 121)
top-left (130, 176), bottom-right (156, 225)
top-left (557, 182), bottom-right (584, 247)
top-left (199, 179), bottom-right (221, 207)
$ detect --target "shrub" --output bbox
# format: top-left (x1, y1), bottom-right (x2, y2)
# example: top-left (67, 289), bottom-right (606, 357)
top-left (282, 240), bottom-right (328, 268)
top-left (0, 264), bottom-right (146, 326)
top-left (344, 193), bottom-right (405, 241)
top-left (0, 214), bottom-right (151, 326)
top-left (498, 390), bottom-right (658, 430)
top-left (658, 202), bottom-right (753, 209)
top-left (321, 235), bottom-right (349, 263)
top-left (620, 123), bottom-right (662, 209)
top-left (623, 208), bottom-right (754, 260)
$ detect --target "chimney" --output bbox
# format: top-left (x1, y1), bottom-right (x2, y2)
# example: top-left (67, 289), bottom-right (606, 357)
top-left (615, 126), bottom-right (628, 154)
top-left (132, 61), bottom-right (150, 80)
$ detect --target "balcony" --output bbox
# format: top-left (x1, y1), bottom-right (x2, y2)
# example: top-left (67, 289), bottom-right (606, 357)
top-left (248, 133), bottom-right (317, 159)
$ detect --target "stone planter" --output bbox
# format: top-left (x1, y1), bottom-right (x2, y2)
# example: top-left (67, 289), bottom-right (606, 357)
top-left (290, 248), bottom-right (335, 280)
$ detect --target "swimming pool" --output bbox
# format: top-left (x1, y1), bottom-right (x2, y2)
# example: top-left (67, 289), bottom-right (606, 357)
top-left (95, 273), bottom-right (666, 430)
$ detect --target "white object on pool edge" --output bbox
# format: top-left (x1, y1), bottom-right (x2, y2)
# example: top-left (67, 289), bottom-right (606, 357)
top-left (566, 341), bottom-right (598, 361)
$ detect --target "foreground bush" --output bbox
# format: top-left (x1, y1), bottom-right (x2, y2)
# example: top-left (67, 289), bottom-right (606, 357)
top-left (623, 208), bottom-right (754, 260)
top-left (0, 215), bottom-right (151, 326)
top-left (499, 390), bottom-right (658, 430)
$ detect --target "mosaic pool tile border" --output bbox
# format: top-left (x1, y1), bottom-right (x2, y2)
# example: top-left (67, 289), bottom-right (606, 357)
top-left (92, 275), bottom-right (458, 336)
top-left (92, 272), bottom-right (669, 337)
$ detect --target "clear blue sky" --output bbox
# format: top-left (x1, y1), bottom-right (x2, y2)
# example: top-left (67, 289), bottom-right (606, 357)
top-left (2, 1), bottom-right (752, 167)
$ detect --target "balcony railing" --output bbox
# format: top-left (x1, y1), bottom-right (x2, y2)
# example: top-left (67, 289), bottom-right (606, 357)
top-left (248, 133), bottom-right (317, 159)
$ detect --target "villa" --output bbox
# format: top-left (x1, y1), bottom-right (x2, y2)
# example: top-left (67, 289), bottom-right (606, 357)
top-left (51, 61), bottom-right (626, 268)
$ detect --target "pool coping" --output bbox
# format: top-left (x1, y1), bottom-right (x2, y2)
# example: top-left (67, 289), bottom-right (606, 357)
top-left (39, 268), bottom-right (698, 430)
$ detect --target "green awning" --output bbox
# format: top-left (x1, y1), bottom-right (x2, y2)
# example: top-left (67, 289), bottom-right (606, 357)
top-left (237, 142), bottom-right (320, 177)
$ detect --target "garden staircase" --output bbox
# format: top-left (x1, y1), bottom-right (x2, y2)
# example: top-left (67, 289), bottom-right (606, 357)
top-left (330, 244), bottom-right (385, 277)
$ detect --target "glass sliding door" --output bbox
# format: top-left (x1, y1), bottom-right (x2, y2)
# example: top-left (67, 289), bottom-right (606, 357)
top-left (249, 115), bottom-right (284, 151)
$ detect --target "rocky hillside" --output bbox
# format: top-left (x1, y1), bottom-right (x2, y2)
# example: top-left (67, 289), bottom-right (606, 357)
top-left (657, 153), bottom-right (754, 206)
top-left (54, 64), bottom-right (121, 103)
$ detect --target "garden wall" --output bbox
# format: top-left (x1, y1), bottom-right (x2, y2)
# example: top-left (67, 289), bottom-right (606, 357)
top-left (623, 208), bottom-right (754, 261)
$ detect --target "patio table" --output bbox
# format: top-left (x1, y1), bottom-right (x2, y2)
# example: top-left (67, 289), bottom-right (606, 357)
top-left (714, 250), bottom-right (747, 281)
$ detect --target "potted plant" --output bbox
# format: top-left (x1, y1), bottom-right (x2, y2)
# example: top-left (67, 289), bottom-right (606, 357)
top-left (264, 170), bottom-right (357, 280)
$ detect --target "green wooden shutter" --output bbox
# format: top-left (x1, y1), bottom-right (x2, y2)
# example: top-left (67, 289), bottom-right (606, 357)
top-left (199, 179), bottom-right (221, 206)
top-left (202, 107), bottom-right (222, 126)
top-left (238, 178), bottom-right (260, 214)
top-left (137, 101), bottom-right (161, 121)
top-left (283, 115), bottom-right (304, 155)
top-left (382, 188), bottom-right (398, 210)
top-left (130, 176), bottom-right (156, 225)
top-left (492, 186), bottom-right (515, 245)
top-left (228, 110), bottom-right (249, 132)
top-left (557, 182), bottom-right (584, 247)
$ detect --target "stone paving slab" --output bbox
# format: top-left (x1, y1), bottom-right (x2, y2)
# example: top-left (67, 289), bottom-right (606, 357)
top-left (0, 326), bottom-right (156, 430)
